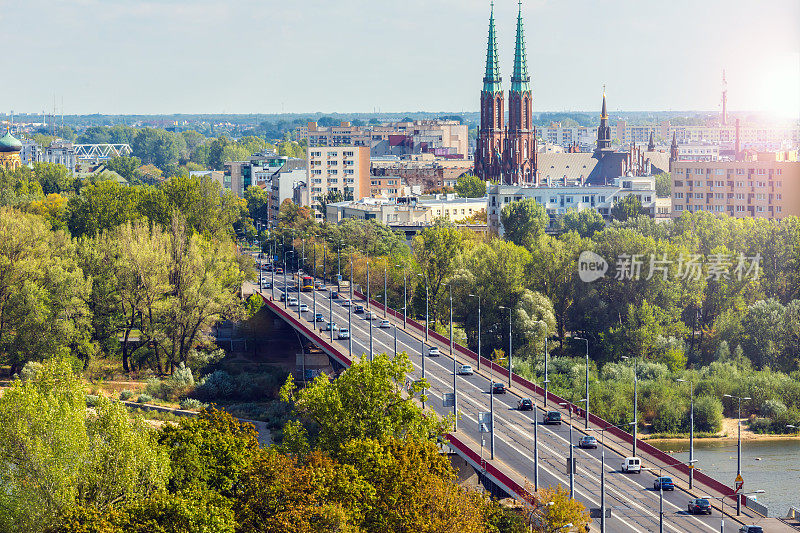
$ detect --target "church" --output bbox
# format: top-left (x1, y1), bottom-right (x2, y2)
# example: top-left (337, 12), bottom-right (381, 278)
top-left (474, 2), bottom-right (669, 187)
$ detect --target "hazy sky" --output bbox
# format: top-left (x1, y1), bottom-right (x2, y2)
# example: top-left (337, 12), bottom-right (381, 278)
top-left (2, 0), bottom-right (799, 117)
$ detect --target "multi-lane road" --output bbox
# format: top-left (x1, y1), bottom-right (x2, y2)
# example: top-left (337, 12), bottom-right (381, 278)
top-left (257, 267), bottom-right (774, 533)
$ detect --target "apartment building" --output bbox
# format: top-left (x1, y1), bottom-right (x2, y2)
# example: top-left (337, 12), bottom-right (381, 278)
top-left (614, 120), bottom-right (799, 151)
top-left (671, 151), bottom-right (800, 219)
top-left (371, 154), bottom-right (473, 191)
top-left (305, 146), bottom-right (370, 214)
top-left (303, 120), bottom-right (468, 158)
top-left (325, 194), bottom-right (486, 226)
top-left (488, 175), bottom-right (670, 233)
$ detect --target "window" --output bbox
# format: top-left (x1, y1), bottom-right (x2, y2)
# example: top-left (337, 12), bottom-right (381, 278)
top-left (345, 169), bottom-right (354, 175)
top-left (776, 169), bottom-right (782, 175)
top-left (695, 168), bottom-right (703, 175)
top-left (695, 193), bottom-right (703, 199)
top-left (715, 169), bottom-right (724, 175)
top-left (736, 168), bottom-right (744, 175)
top-left (329, 169), bottom-right (338, 175)
top-left (675, 192), bottom-right (684, 199)
top-left (312, 169), bottom-right (322, 175)
top-left (736, 193), bottom-right (745, 200)
top-left (582, 196), bottom-right (590, 203)
top-left (675, 204), bottom-right (684, 211)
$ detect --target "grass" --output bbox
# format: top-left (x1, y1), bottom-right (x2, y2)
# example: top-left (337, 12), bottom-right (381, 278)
top-left (644, 431), bottom-right (725, 440)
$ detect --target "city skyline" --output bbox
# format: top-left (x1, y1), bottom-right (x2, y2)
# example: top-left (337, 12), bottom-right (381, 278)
top-left (1, 0), bottom-right (798, 117)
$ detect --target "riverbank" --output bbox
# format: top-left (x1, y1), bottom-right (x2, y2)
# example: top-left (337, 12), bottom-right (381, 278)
top-left (643, 417), bottom-right (800, 444)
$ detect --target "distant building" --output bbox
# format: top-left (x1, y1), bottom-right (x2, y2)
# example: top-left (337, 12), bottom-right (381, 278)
top-left (670, 150), bottom-right (800, 219)
top-left (223, 152), bottom-right (305, 198)
top-left (488, 175), bottom-right (670, 234)
top-left (371, 154), bottom-right (473, 192)
top-left (305, 146), bottom-right (370, 217)
top-left (303, 120), bottom-right (468, 158)
top-left (325, 194), bottom-right (487, 226)
top-left (0, 131), bottom-right (23, 171)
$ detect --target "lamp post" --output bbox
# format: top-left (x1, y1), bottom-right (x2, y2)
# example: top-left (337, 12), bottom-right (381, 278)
top-left (677, 378), bottom-right (695, 489)
top-left (469, 294), bottom-right (481, 371)
top-left (712, 490), bottom-right (764, 533)
top-left (575, 337), bottom-right (590, 429)
top-left (450, 284), bottom-right (457, 430)
top-left (348, 254), bottom-right (353, 359)
top-left (283, 251), bottom-right (293, 309)
top-left (724, 394), bottom-right (751, 515)
top-left (383, 263), bottom-right (388, 318)
top-left (536, 320), bottom-right (549, 406)
top-left (622, 356), bottom-right (638, 457)
top-left (367, 262), bottom-right (373, 361)
top-left (397, 264), bottom-right (407, 329)
top-left (560, 400), bottom-right (586, 499)
top-left (417, 273), bottom-right (429, 342)
top-left (499, 306), bottom-right (513, 389)
top-left (312, 244), bottom-right (317, 324)
top-left (489, 377), bottom-right (495, 459)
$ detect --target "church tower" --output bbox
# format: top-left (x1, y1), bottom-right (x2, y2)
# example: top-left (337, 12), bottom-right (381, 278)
top-left (474, 2), bottom-right (505, 184)
top-left (595, 89), bottom-right (612, 153)
top-left (504, 0), bottom-right (536, 185)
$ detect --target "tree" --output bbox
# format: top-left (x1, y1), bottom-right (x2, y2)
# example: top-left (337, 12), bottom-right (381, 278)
top-left (654, 172), bottom-right (671, 198)
top-left (0, 360), bottom-right (168, 532)
top-left (610, 194), bottom-right (644, 221)
top-left (0, 208), bottom-right (91, 373)
top-left (280, 352), bottom-right (448, 456)
top-left (413, 220), bottom-right (464, 326)
top-left (455, 174), bottom-right (486, 198)
top-left (513, 289), bottom-right (557, 359)
top-left (530, 486), bottom-right (591, 532)
top-left (500, 198), bottom-right (548, 247)
top-left (105, 156), bottom-right (142, 182)
top-left (65, 180), bottom-right (141, 237)
top-left (560, 209), bottom-right (605, 238)
top-left (741, 299), bottom-right (787, 370)
top-left (32, 162), bottom-right (73, 194)
top-left (244, 185), bottom-right (270, 227)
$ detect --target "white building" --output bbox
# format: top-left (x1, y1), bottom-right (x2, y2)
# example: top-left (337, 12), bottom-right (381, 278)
top-left (487, 175), bottom-right (670, 234)
top-left (325, 194), bottom-right (487, 226)
top-left (305, 146), bottom-right (370, 219)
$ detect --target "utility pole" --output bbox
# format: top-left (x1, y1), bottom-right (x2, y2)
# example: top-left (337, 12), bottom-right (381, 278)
top-left (469, 294), bottom-right (481, 372)
top-left (450, 285), bottom-right (457, 430)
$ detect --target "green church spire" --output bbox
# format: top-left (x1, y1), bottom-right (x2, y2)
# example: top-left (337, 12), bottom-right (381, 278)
top-left (510, 0), bottom-right (530, 93)
top-left (483, 2), bottom-right (502, 93)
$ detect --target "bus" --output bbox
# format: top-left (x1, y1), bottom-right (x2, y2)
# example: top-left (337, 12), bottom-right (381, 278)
top-left (302, 276), bottom-right (314, 292)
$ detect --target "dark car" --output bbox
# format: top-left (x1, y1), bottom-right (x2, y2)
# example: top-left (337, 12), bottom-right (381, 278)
top-left (330, 290), bottom-right (339, 299)
top-left (739, 527), bottom-right (763, 533)
top-left (543, 411), bottom-right (561, 425)
top-left (653, 477), bottom-right (674, 491)
top-left (491, 383), bottom-right (506, 395)
top-left (578, 435), bottom-right (597, 449)
top-left (354, 304), bottom-right (364, 313)
top-left (276, 267), bottom-right (284, 275)
top-left (687, 498), bottom-right (712, 515)
top-left (517, 398), bottom-right (533, 411)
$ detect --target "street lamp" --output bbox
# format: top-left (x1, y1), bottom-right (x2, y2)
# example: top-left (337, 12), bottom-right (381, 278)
top-left (348, 254), bottom-right (354, 359)
top-left (587, 422), bottom-right (634, 533)
top-left (575, 337), bottom-right (589, 429)
top-left (711, 490), bottom-right (765, 533)
top-left (283, 250), bottom-right (294, 309)
top-left (677, 378), bottom-right (695, 489)
top-left (724, 393), bottom-right (751, 515)
top-left (468, 294), bottom-right (481, 371)
top-left (396, 264), bottom-right (407, 329)
top-left (559, 400), bottom-right (586, 499)
top-left (383, 262), bottom-right (388, 318)
top-left (645, 460), bottom-right (698, 533)
top-left (450, 284), bottom-right (457, 430)
top-left (621, 355), bottom-right (638, 457)
top-left (416, 273), bottom-right (429, 342)
top-left (499, 306), bottom-right (513, 389)
top-left (367, 260), bottom-right (373, 361)
top-left (536, 320), bottom-right (549, 406)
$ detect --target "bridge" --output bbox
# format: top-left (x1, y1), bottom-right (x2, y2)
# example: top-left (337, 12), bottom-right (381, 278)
top-left (253, 259), bottom-right (790, 533)
top-left (73, 143), bottom-right (132, 162)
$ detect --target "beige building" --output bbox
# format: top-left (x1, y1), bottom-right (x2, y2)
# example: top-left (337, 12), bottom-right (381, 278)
top-left (305, 145), bottom-right (371, 211)
top-left (670, 151), bottom-right (800, 219)
top-left (325, 195), bottom-right (486, 226)
top-left (371, 154), bottom-right (473, 191)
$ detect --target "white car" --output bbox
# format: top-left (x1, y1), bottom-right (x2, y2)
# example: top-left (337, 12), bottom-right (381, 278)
top-left (288, 297), bottom-right (298, 306)
top-left (299, 303), bottom-right (309, 312)
top-left (323, 322), bottom-right (339, 332)
top-left (338, 328), bottom-right (350, 339)
top-left (340, 299), bottom-right (351, 307)
top-left (378, 319), bottom-right (391, 328)
top-left (428, 346), bottom-right (440, 357)
top-left (458, 364), bottom-right (474, 375)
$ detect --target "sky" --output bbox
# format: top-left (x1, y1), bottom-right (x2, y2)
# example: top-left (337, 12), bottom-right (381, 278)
top-left (1, 0), bottom-right (799, 117)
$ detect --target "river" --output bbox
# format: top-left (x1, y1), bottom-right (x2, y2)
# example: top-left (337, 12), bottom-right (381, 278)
top-left (651, 438), bottom-right (800, 518)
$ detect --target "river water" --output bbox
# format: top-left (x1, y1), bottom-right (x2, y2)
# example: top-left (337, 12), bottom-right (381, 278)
top-left (651, 438), bottom-right (800, 517)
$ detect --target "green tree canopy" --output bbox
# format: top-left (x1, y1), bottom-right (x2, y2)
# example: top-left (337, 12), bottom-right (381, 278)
top-left (454, 174), bottom-right (486, 198)
top-left (500, 198), bottom-right (548, 247)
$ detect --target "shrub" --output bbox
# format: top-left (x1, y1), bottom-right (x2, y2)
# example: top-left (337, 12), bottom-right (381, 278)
top-left (85, 395), bottom-right (99, 407)
top-left (137, 394), bottom-right (153, 404)
top-left (144, 364), bottom-right (196, 401)
top-left (692, 395), bottom-right (723, 433)
top-left (179, 398), bottom-right (208, 411)
top-left (652, 401), bottom-right (685, 433)
top-left (119, 390), bottom-right (134, 401)
top-left (761, 399), bottom-right (787, 420)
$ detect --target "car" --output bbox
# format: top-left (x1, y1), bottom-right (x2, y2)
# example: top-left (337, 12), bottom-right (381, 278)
top-left (428, 346), bottom-right (440, 357)
top-left (279, 292), bottom-right (286, 302)
top-left (653, 476), bottom-right (674, 491)
top-left (378, 319), bottom-right (391, 328)
top-left (330, 290), bottom-right (339, 299)
top-left (314, 313), bottom-right (325, 322)
top-left (262, 281), bottom-right (272, 289)
top-left (458, 364), bottom-right (474, 375)
top-left (323, 322), bottom-right (339, 332)
top-left (340, 298), bottom-right (351, 307)
top-left (299, 303), bottom-right (309, 312)
top-left (542, 411), bottom-right (561, 425)
top-left (354, 304), bottom-right (364, 313)
top-left (621, 457), bottom-right (642, 473)
top-left (364, 310), bottom-right (375, 320)
top-left (276, 267), bottom-right (284, 274)
top-left (338, 328), bottom-right (350, 339)
top-left (687, 498), bottom-right (712, 515)
top-left (314, 281), bottom-right (324, 290)
top-left (739, 527), bottom-right (763, 533)
top-left (518, 398), bottom-right (533, 411)
top-left (492, 383), bottom-right (506, 395)
top-left (578, 435), bottom-right (598, 449)
top-left (288, 297), bottom-right (298, 306)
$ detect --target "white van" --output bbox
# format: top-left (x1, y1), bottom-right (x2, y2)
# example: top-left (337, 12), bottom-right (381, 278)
top-left (621, 457), bottom-right (641, 473)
